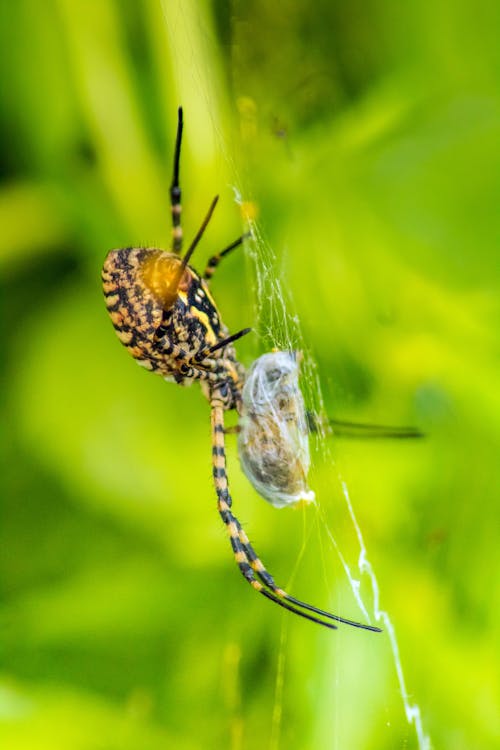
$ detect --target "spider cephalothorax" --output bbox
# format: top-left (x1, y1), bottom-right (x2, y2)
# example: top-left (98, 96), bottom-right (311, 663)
top-left (102, 107), bottom-right (381, 632)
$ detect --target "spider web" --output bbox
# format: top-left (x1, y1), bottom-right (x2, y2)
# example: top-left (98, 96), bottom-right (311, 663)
top-left (161, 4), bottom-right (430, 749)
top-left (239, 207), bottom-right (430, 750)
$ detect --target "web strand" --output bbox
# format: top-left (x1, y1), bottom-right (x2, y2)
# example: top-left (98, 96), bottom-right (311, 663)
top-left (234, 181), bottom-right (431, 749)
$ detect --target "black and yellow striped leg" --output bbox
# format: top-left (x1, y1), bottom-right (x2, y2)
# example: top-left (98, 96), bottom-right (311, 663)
top-left (235, 520), bottom-right (381, 631)
top-left (203, 234), bottom-right (249, 280)
top-left (170, 106), bottom-right (183, 253)
top-left (194, 328), bottom-right (252, 365)
top-left (210, 401), bottom-right (377, 631)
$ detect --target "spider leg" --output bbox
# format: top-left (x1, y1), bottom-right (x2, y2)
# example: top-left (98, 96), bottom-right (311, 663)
top-left (235, 520), bottom-right (381, 632)
top-left (211, 402), bottom-right (337, 629)
top-left (203, 233), bottom-right (250, 280)
top-left (329, 418), bottom-right (424, 439)
top-left (223, 425), bottom-right (241, 435)
top-left (153, 335), bottom-right (239, 386)
top-left (170, 107), bottom-right (184, 254)
top-left (307, 411), bottom-right (423, 440)
top-left (194, 328), bottom-right (252, 363)
top-left (211, 400), bottom-right (380, 632)
top-left (181, 196), bottom-right (219, 272)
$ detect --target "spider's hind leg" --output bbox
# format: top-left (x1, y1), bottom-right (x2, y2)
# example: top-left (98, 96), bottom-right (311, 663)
top-left (210, 400), bottom-right (380, 631)
top-left (235, 520), bottom-right (381, 632)
top-left (211, 400), bottom-right (338, 629)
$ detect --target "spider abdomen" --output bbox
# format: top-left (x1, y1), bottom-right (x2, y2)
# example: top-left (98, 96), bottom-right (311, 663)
top-left (102, 246), bottom-right (232, 382)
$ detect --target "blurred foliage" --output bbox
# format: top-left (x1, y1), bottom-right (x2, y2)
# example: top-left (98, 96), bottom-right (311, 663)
top-left (1, 1), bottom-right (499, 749)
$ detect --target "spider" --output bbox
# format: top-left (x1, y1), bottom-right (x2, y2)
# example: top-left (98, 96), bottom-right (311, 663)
top-left (102, 108), bottom-right (381, 632)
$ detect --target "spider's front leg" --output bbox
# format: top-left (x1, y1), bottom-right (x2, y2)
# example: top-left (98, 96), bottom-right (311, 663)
top-left (210, 397), bottom-right (382, 631)
top-left (202, 233), bottom-right (250, 281)
top-left (190, 329), bottom-right (250, 406)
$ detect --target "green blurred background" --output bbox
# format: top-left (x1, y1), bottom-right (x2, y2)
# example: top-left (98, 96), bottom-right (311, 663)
top-left (1, 1), bottom-right (499, 748)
